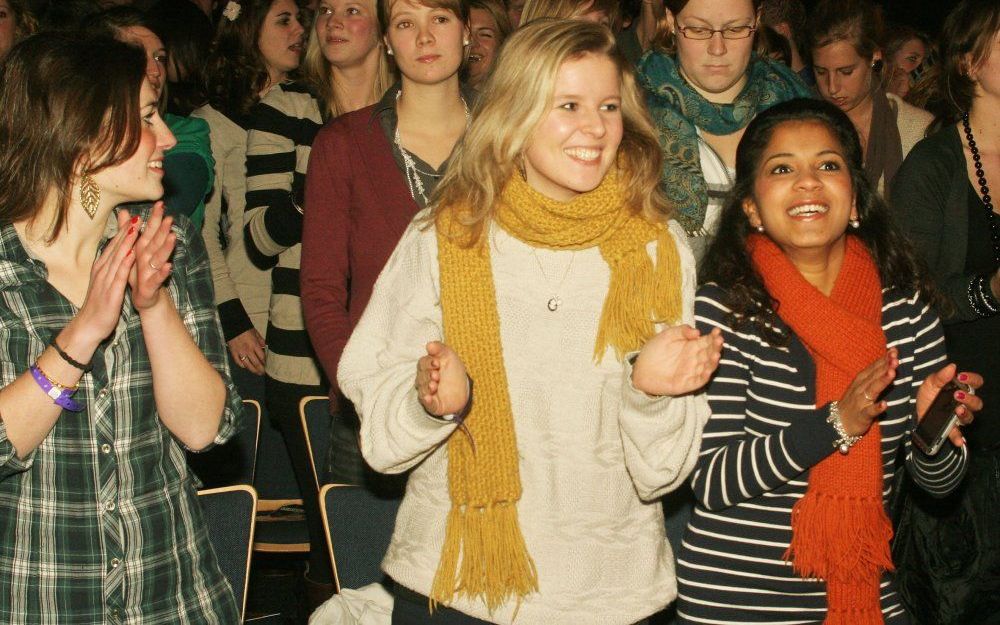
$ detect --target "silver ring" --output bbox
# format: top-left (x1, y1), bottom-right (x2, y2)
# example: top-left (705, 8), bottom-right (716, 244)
top-left (149, 260), bottom-right (160, 271)
top-left (863, 391), bottom-right (874, 403)
top-left (239, 355), bottom-right (248, 362)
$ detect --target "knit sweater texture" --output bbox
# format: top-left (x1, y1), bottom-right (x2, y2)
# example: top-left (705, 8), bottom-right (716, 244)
top-left (338, 217), bottom-right (710, 624)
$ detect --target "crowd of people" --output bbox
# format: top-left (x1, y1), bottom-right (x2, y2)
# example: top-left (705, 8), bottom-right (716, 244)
top-left (0, 0), bottom-right (996, 624)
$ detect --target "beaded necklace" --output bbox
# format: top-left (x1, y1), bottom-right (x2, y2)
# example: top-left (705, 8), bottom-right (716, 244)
top-left (394, 92), bottom-right (469, 205)
top-left (961, 112), bottom-right (1000, 316)
top-left (961, 112), bottom-right (999, 265)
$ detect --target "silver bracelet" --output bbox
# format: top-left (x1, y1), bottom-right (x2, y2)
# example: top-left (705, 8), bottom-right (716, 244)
top-left (826, 401), bottom-right (862, 455)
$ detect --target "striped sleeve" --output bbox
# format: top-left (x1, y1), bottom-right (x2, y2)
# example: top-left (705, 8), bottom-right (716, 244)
top-left (690, 286), bottom-right (837, 511)
top-left (900, 293), bottom-right (968, 495)
top-left (243, 85), bottom-right (321, 267)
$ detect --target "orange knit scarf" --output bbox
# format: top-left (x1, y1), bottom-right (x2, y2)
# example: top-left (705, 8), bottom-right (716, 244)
top-left (748, 234), bottom-right (894, 624)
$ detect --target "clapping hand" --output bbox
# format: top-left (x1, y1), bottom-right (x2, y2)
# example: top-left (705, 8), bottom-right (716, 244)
top-left (415, 341), bottom-right (469, 417)
top-left (129, 201), bottom-right (176, 311)
top-left (631, 325), bottom-right (724, 397)
top-left (75, 209), bottom-right (140, 343)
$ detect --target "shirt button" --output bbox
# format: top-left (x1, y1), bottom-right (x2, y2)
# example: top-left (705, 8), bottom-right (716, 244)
top-left (98, 389), bottom-right (109, 398)
top-left (101, 444), bottom-right (112, 454)
top-left (110, 558), bottom-right (121, 569)
top-left (105, 501), bottom-right (116, 512)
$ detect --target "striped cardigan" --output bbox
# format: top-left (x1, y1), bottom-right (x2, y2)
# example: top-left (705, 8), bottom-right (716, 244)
top-left (676, 283), bottom-right (968, 624)
top-left (244, 82), bottom-right (324, 387)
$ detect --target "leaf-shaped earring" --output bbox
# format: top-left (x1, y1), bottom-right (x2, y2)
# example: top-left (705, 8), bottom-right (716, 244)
top-left (80, 174), bottom-right (100, 219)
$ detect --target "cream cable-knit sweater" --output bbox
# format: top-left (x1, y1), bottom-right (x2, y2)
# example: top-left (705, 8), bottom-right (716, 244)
top-left (339, 216), bottom-right (710, 624)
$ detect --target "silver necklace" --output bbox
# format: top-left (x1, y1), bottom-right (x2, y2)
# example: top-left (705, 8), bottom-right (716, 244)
top-left (394, 91), bottom-right (469, 205)
top-left (531, 249), bottom-right (575, 312)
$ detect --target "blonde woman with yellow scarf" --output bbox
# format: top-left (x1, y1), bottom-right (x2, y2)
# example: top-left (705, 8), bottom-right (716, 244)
top-left (338, 18), bottom-right (722, 625)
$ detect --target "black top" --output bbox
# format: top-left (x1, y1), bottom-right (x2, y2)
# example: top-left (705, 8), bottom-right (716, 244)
top-left (944, 183), bottom-right (1000, 448)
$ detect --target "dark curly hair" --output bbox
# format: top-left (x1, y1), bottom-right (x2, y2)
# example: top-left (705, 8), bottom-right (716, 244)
top-left (700, 98), bottom-right (943, 344)
top-left (202, 0), bottom-right (287, 122)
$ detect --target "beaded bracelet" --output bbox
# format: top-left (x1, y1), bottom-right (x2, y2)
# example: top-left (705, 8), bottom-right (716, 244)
top-left (968, 274), bottom-right (999, 317)
top-left (29, 363), bottom-right (83, 412)
top-left (51, 339), bottom-right (93, 372)
top-left (826, 401), bottom-right (862, 455)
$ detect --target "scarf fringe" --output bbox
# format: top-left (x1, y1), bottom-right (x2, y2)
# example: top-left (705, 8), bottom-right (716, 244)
top-left (594, 229), bottom-right (682, 361)
top-left (784, 483), bottom-right (895, 580)
top-left (429, 503), bottom-right (539, 613)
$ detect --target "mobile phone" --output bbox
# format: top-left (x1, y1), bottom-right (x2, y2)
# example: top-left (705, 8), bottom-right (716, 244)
top-left (912, 380), bottom-right (970, 455)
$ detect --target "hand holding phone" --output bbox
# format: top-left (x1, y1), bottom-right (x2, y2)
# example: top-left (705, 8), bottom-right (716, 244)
top-left (912, 380), bottom-right (973, 455)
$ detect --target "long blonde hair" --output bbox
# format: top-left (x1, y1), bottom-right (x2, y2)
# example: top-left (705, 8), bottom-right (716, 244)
top-left (428, 18), bottom-right (669, 244)
top-left (301, 0), bottom-right (394, 120)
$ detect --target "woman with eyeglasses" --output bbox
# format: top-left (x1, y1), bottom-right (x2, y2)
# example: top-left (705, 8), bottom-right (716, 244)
top-left (636, 0), bottom-right (811, 265)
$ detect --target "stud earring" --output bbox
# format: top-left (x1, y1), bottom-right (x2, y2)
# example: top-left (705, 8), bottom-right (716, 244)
top-left (850, 218), bottom-right (861, 229)
top-left (463, 39), bottom-right (470, 46)
top-left (755, 224), bottom-right (765, 233)
top-left (386, 47), bottom-right (393, 56)
top-left (80, 174), bottom-right (100, 220)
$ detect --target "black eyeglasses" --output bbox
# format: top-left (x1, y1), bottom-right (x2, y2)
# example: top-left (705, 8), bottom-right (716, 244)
top-left (676, 24), bottom-right (756, 40)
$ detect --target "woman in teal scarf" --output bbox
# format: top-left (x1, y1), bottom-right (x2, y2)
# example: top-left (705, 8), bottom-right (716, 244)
top-left (637, 0), bottom-right (810, 264)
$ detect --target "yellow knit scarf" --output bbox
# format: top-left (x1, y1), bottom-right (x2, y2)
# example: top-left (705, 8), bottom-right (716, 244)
top-left (430, 171), bottom-right (682, 612)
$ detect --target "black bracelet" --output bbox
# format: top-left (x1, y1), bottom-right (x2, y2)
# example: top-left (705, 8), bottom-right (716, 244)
top-left (50, 339), bottom-right (93, 372)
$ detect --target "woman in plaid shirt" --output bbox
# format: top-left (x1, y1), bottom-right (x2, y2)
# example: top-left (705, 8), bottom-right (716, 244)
top-left (0, 34), bottom-right (242, 624)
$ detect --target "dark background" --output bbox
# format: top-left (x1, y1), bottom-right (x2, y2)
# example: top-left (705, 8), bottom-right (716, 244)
top-left (808, 0), bottom-right (961, 37)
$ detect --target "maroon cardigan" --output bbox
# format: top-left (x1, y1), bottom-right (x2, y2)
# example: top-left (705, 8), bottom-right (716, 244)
top-left (301, 104), bottom-right (419, 403)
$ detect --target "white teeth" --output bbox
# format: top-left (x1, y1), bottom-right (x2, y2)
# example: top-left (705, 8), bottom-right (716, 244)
top-left (469, 54), bottom-right (482, 62)
top-left (564, 147), bottom-right (600, 161)
top-left (149, 161), bottom-right (162, 169)
top-left (788, 203), bottom-right (828, 216)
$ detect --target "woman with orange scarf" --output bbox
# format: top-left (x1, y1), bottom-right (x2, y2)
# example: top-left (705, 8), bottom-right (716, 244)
top-left (675, 98), bottom-right (982, 624)
top-left (339, 19), bottom-right (722, 625)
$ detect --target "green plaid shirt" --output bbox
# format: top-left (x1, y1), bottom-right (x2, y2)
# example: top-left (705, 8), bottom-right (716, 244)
top-left (0, 210), bottom-right (242, 624)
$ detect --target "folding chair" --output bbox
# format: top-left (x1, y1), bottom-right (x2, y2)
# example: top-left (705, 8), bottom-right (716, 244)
top-left (299, 395), bottom-right (332, 491)
top-left (198, 485), bottom-right (258, 621)
top-left (319, 483), bottom-right (401, 592)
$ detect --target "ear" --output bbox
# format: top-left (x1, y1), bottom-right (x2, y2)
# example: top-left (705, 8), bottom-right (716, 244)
top-left (664, 9), bottom-right (676, 34)
top-left (872, 49), bottom-right (883, 65)
top-left (742, 197), bottom-right (762, 229)
top-left (850, 198), bottom-right (858, 222)
top-left (773, 22), bottom-right (792, 40)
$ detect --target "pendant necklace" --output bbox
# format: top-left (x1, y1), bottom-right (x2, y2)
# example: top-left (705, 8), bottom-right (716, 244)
top-left (395, 91), bottom-right (470, 205)
top-left (531, 249), bottom-right (575, 312)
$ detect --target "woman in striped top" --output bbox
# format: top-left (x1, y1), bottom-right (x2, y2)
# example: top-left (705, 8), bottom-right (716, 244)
top-left (676, 98), bottom-right (982, 624)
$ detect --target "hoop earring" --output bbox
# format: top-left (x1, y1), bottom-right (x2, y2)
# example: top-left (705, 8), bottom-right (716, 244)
top-left (80, 174), bottom-right (100, 220)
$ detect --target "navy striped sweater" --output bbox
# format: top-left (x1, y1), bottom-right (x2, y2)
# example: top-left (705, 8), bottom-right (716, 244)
top-left (677, 284), bottom-right (968, 624)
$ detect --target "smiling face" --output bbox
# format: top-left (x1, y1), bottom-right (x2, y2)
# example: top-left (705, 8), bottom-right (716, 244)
top-left (742, 119), bottom-right (857, 260)
top-left (522, 52), bottom-right (623, 202)
top-left (315, 0), bottom-right (381, 67)
top-left (467, 7), bottom-right (500, 86)
top-left (669, 0), bottom-right (757, 104)
top-left (385, 0), bottom-right (467, 86)
top-left (92, 79), bottom-right (177, 205)
top-left (813, 40), bottom-right (877, 115)
top-left (258, 0), bottom-right (306, 85)
top-left (120, 26), bottom-right (167, 95)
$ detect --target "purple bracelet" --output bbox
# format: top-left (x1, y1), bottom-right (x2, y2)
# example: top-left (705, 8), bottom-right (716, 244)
top-left (29, 364), bottom-right (84, 412)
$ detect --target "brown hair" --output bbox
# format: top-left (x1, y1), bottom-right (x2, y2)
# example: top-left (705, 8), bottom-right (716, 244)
top-left (652, 0), bottom-right (762, 53)
top-left (520, 0), bottom-right (623, 31)
top-left (4, 0), bottom-right (38, 48)
top-left (0, 34), bottom-right (146, 240)
top-left (930, 0), bottom-right (1000, 128)
top-left (806, 0), bottom-right (882, 61)
top-left (377, 0), bottom-right (468, 36)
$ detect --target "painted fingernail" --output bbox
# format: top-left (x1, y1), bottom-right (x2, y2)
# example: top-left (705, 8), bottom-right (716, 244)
top-left (127, 226), bottom-right (134, 235)
top-left (959, 373), bottom-right (969, 382)
top-left (956, 391), bottom-right (967, 400)
top-left (130, 216), bottom-right (139, 224)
